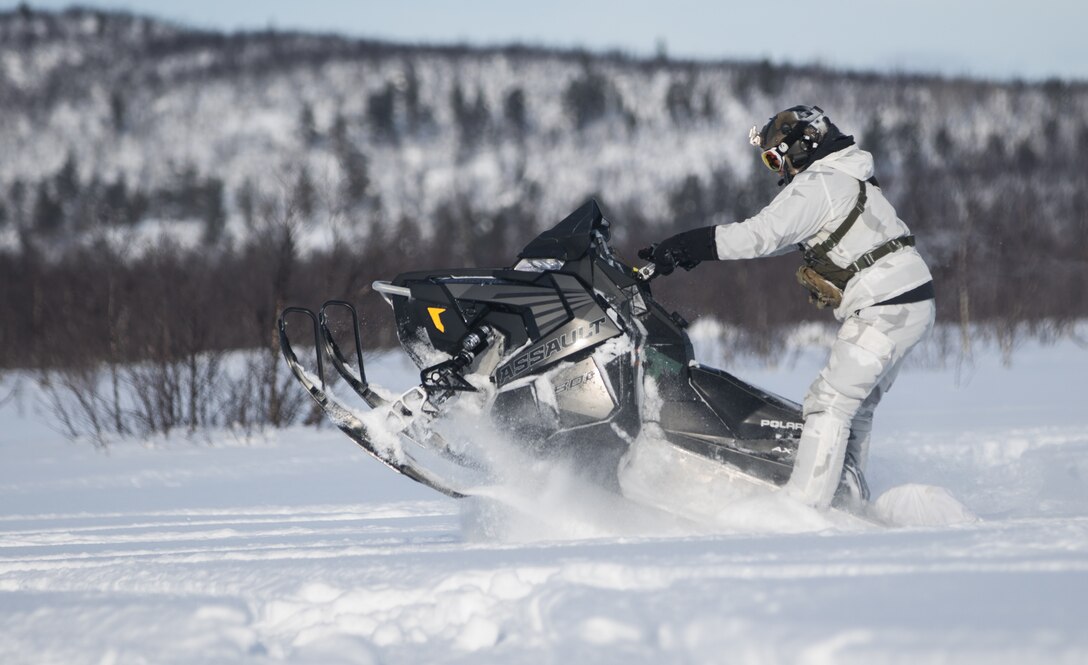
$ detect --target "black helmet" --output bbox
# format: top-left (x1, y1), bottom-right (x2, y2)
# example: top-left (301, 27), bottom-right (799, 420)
top-left (749, 105), bottom-right (836, 177)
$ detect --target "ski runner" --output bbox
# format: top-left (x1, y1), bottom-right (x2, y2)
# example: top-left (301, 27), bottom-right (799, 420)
top-left (639, 105), bottom-right (936, 511)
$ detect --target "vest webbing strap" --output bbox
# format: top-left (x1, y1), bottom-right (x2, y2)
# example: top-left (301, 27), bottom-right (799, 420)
top-left (810, 179), bottom-right (867, 257)
top-left (846, 235), bottom-right (915, 272)
top-left (799, 178), bottom-right (914, 290)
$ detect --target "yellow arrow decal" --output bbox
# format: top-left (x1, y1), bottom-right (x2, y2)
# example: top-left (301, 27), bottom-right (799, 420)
top-left (427, 307), bottom-right (447, 333)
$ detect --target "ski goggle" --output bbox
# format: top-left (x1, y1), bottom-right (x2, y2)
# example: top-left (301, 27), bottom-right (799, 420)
top-left (749, 125), bottom-right (787, 172)
top-left (760, 146), bottom-right (787, 172)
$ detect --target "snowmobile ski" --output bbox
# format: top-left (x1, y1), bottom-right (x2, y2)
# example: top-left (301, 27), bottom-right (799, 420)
top-left (278, 306), bottom-right (473, 498)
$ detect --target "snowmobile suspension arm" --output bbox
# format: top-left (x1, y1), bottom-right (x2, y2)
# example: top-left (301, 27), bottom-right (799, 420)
top-left (420, 325), bottom-right (493, 397)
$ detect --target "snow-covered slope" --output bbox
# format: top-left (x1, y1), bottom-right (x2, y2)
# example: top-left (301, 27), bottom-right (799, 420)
top-left (3, 8), bottom-right (1086, 249)
top-left (2, 326), bottom-right (1086, 664)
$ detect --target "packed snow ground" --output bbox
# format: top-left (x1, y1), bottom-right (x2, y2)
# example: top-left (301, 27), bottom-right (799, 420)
top-left (2, 325), bottom-right (1087, 664)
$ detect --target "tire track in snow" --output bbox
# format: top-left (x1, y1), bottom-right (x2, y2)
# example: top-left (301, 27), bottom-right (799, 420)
top-left (0, 502), bottom-right (464, 586)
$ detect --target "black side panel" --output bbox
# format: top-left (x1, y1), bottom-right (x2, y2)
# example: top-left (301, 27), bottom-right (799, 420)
top-left (391, 270), bottom-right (561, 357)
top-left (445, 278), bottom-right (574, 338)
top-left (404, 282), bottom-right (469, 355)
top-left (594, 258), bottom-right (640, 293)
top-left (653, 364), bottom-right (801, 485)
top-left (602, 353), bottom-right (639, 439)
top-left (658, 399), bottom-right (735, 439)
top-left (665, 432), bottom-right (795, 485)
top-left (493, 305), bottom-right (622, 386)
top-left (689, 365), bottom-right (803, 442)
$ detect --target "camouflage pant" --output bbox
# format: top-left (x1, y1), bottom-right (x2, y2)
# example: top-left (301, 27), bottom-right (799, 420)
top-left (788, 299), bottom-right (936, 508)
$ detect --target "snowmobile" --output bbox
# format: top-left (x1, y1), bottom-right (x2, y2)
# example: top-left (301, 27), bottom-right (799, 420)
top-left (278, 199), bottom-right (805, 509)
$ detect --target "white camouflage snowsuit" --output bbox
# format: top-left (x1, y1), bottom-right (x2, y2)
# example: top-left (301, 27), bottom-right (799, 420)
top-left (712, 145), bottom-right (935, 509)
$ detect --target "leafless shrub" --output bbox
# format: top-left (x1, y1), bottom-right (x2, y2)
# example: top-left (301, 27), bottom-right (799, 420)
top-left (124, 351), bottom-right (225, 438)
top-left (0, 371), bottom-right (15, 409)
top-left (37, 363), bottom-right (121, 448)
top-left (220, 349), bottom-right (309, 438)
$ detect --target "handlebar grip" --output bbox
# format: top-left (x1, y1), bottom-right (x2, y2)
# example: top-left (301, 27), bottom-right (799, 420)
top-left (636, 263), bottom-right (657, 281)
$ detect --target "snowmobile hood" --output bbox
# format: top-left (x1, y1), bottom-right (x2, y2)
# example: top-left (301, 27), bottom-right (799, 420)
top-left (807, 144), bottom-right (875, 182)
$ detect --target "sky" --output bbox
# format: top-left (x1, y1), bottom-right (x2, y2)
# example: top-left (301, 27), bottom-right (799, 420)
top-left (7, 0), bottom-right (1088, 82)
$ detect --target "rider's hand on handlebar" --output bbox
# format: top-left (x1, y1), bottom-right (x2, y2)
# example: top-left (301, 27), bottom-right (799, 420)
top-left (638, 244), bottom-right (676, 276)
top-left (638, 244), bottom-right (701, 277)
top-left (638, 226), bottom-right (717, 277)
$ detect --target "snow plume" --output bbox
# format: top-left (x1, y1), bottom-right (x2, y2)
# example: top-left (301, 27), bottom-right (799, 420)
top-left (436, 335), bottom-right (703, 543)
top-left (443, 342), bottom-right (875, 539)
top-left (618, 425), bottom-right (868, 534)
top-left (451, 388), bottom-right (864, 541)
top-left (442, 394), bottom-right (696, 543)
top-left (459, 469), bottom-right (695, 544)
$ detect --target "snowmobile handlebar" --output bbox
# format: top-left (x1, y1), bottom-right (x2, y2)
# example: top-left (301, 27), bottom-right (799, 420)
top-left (635, 262), bottom-right (658, 281)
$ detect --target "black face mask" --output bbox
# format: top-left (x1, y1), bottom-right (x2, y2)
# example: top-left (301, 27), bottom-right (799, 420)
top-left (778, 126), bottom-right (856, 186)
top-left (806, 126), bottom-right (854, 165)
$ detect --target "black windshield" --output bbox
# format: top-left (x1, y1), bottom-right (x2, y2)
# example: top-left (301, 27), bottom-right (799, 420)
top-left (517, 199), bottom-right (609, 261)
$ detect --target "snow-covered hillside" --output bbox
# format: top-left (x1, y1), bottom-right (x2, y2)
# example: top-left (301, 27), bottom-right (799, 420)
top-left (2, 7), bottom-right (1087, 247)
top-left (2, 325), bottom-right (1086, 664)
top-left (4, 8), bottom-right (1086, 373)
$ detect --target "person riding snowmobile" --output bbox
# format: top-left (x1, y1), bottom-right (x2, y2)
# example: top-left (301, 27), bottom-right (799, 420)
top-left (639, 105), bottom-right (936, 510)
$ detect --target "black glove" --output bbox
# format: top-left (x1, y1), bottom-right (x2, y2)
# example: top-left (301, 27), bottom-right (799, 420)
top-left (638, 226), bottom-right (718, 276)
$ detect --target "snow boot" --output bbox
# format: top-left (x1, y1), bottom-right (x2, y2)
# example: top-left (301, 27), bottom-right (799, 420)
top-left (784, 412), bottom-right (850, 510)
top-left (832, 459), bottom-right (871, 512)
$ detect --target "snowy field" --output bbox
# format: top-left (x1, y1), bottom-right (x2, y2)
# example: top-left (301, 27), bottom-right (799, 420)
top-left (2, 325), bottom-right (1087, 664)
